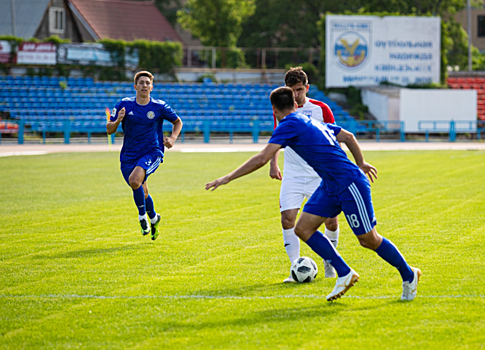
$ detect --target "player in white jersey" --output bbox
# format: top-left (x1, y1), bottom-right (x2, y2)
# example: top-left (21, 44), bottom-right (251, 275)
top-left (270, 67), bottom-right (340, 282)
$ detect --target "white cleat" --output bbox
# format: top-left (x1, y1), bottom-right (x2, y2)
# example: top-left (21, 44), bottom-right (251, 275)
top-left (401, 267), bottom-right (422, 301)
top-left (326, 269), bottom-right (359, 301)
top-left (283, 276), bottom-right (296, 283)
top-left (324, 260), bottom-right (337, 278)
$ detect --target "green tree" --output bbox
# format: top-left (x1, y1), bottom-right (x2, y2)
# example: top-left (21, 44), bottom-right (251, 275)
top-left (177, 0), bottom-right (256, 47)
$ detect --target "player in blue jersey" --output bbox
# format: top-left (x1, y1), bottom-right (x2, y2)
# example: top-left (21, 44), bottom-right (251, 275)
top-left (107, 71), bottom-right (183, 240)
top-left (206, 87), bottom-right (421, 301)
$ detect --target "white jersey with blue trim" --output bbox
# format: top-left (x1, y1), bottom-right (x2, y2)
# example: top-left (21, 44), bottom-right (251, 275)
top-left (269, 112), bottom-right (365, 195)
top-left (111, 97), bottom-right (179, 164)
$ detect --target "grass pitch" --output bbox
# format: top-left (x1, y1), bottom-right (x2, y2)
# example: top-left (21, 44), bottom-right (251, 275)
top-left (1, 149), bottom-right (485, 349)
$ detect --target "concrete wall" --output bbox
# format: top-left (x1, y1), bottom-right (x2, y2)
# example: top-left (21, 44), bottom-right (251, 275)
top-left (400, 89), bottom-right (477, 132)
top-left (361, 87), bottom-right (400, 124)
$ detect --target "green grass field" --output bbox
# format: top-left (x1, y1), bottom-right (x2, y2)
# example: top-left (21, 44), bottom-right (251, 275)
top-left (1, 149), bottom-right (485, 349)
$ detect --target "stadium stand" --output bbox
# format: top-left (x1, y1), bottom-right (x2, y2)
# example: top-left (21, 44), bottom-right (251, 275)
top-left (447, 76), bottom-right (485, 121)
top-left (0, 75), bottom-right (357, 143)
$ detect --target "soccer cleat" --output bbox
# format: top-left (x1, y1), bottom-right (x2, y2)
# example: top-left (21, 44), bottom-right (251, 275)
top-left (326, 269), bottom-right (359, 301)
top-left (324, 260), bottom-right (337, 278)
top-left (140, 217), bottom-right (151, 236)
top-left (150, 213), bottom-right (161, 241)
top-left (283, 275), bottom-right (296, 283)
top-left (401, 267), bottom-right (422, 301)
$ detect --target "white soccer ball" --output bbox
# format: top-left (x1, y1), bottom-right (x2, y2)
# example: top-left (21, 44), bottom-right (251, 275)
top-left (291, 257), bottom-right (318, 283)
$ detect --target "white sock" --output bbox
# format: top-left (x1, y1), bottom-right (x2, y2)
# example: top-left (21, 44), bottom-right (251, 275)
top-left (283, 228), bottom-right (300, 264)
top-left (150, 214), bottom-right (159, 224)
top-left (138, 214), bottom-right (148, 222)
top-left (324, 226), bottom-right (339, 249)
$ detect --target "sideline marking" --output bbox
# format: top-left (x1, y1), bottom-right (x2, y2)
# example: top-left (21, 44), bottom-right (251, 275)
top-left (0, 151), bottom-right (49, 157)
top-left (180, 148), bottom-right (265, 153)
top-left (1, 294), bottom-right (483, 300)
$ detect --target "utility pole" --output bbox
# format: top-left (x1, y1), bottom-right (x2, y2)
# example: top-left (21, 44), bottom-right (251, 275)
top-left (10, 0), bottom-right (16, 36)
top-left (467, 0), bottom-right (472, 71)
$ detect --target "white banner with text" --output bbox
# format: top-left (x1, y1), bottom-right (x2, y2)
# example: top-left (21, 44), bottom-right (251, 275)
top-left (325, 15), bottom-right (441, 88)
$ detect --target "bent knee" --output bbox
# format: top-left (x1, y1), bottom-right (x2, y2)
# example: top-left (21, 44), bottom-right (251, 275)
top-left (129, 177), bottom-right (143, 190)
top-left (325, 217), bottom-right (339, 232)
top-left (357, 236), bottom-right (381, 250)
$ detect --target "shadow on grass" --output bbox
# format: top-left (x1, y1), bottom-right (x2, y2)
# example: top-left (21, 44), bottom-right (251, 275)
top-left (32, 244), bottom-right (140, 259)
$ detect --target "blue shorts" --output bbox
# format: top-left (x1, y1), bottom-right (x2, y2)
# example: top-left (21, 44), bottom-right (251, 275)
top-left (121, 152), bottom-right (163, 186)
top-left (303, 176), bottom-right (377, 235)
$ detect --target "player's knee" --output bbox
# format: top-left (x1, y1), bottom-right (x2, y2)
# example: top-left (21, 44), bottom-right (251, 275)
top-left (129, 177), bottom-right (142, 190)
top-left (281, 217), bottom-right (295, 230)
top-left (325, 217), bottom-right (338, 232)
top-left (281, 212), bottom-right (296, 229)
top-left (357, 232), bottom-right (381, 250)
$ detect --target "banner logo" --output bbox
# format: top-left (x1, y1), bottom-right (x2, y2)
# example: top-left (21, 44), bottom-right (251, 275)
top-left (334, 32), bottom-right (368, 70)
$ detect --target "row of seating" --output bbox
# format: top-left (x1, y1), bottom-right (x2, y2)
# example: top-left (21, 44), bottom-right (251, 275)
top-left (447, 76), bottom-right (485, 120)
top-left (0, 76), bottom-right (275, 90)
top-left (0, 75), bottom-right (355, 131)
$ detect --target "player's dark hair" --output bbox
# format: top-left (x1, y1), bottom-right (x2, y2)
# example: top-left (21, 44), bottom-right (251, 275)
top-left (134, 71), bottom-right (154, 84)
top-left (270, 87), bottom-right (295, 111)
top-left (284, 67), bottom-right (308, 87)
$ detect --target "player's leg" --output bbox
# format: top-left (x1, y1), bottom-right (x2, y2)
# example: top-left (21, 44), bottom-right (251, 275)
top-left (305, 177), bottom-right (339, 278)
top-left (279, 177), bottom-right (305, 282)
top-left (342, 178), bottom-right (421, 300)
top-left (281, 209), bottom-right (300, 262)
top-left (143, 182), bottom-right (161, 240)
top-left (295, 211), bottom-right (359, 301)
top-left (143, 155), bottom-right (162, 240)
top-left (128, 166), bottom-right (151, 235)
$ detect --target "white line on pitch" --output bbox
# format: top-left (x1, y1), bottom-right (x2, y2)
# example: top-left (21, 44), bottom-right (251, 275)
top-left (0, 294), bottom-right (483, 300)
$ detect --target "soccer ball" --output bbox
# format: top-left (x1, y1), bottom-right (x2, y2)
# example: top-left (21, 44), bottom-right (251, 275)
top-left (291, 257), bottom-right (318, 283)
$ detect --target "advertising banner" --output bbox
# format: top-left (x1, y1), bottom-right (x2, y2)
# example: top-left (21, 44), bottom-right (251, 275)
top-left (57, 43), bottom-right (139, 68)
top-left (0, 41), bottom-right (14, 63)
top-left (17, 42), bottom-right (56, 65)
top-left (325, 15), bottom-right (441, 87)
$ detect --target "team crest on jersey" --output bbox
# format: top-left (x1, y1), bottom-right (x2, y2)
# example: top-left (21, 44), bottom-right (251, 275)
top-left (146, 111), bottom-right (155, 119)
top-left (302, 110), bottom-right (312, 117)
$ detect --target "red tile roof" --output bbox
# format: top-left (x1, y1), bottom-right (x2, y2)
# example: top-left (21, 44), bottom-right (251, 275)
top-left (70, 0), bottom-right (185, 44)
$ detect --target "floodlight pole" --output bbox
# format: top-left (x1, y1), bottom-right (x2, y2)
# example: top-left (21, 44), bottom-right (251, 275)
top-left (467, 0), bottom-right (472, 71)
top-left (10, 0), bottom-right (16, 36)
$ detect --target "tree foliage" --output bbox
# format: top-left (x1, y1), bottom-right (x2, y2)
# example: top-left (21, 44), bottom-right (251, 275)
top-left (237, 0), bottom-right (478, 49)
top-left (177, 0), bottom-right (255, 47)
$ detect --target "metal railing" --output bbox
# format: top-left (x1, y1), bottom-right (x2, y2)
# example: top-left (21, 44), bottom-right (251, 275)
top-left (3, 119), bottom-right (485, 145)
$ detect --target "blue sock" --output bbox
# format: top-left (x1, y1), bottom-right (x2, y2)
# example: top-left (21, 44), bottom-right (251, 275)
top-left (132, 186), bottom-right (146, 216)
top-left (375, 237), bottom-right (414, 282)
top-left (145, 194), bottom-right (156, 220)
top-left (306, 231), bottom-right (351, 277)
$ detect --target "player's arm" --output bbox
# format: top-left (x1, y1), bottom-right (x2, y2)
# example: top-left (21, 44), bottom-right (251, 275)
top-left (206, 143), bottom-right (282, 191)
top-left (269, 150), bottom-right (282, 180)
top-left (336, 129), bottom-right (378, 182)
top-left (106, 107), bottom-right (125, 135)
top-left (269, 113), bottom-right (283, 180)
top-left (163, 118), bottom-right (183, 149)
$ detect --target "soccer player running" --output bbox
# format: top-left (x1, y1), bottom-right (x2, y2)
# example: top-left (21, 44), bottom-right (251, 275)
top-left (270, 67), bottom-right (340, 282)
top-left (107, 71), bottom-right (182, 240)
top-left (206, 87), bottom-right (421, 301)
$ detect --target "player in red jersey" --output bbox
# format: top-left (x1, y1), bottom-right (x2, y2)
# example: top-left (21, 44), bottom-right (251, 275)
top-left (269, 67), bottom-right (340, 282)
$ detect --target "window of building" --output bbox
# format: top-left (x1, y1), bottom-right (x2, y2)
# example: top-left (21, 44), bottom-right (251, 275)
top-left (478, 15), bottom-right (485, 37)
top-left (49, 7), bottom-right (65, 34)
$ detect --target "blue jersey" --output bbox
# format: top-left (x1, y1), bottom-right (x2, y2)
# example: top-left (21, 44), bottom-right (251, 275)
top-left (111, 97), bottom-right (180, 164)
top-left (269, 112), bottom-right (365, 195)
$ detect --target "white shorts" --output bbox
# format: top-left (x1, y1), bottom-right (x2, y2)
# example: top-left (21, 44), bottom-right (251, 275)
top-left (279, 176), bottom-right (321, 212)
